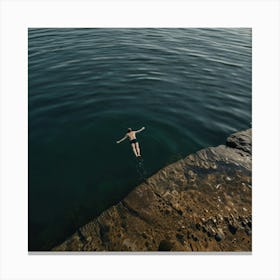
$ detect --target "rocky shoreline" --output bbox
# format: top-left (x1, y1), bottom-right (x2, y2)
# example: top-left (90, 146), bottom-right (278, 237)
top-left (53, 129), bottom-right (252, 252)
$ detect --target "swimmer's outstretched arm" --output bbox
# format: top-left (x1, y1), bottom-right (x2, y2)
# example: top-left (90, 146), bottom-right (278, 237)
top-left (116, 134), bottom-right (127, 144)
top-left (135, 126), bottom-right (145, 133)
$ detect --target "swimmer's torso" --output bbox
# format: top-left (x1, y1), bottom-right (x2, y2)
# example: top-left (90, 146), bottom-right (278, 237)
top-left (127, 131), bottom-right (136, 140)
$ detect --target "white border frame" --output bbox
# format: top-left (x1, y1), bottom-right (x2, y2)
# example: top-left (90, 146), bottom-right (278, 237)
top-left (1, 0), bottom-right (279, 279)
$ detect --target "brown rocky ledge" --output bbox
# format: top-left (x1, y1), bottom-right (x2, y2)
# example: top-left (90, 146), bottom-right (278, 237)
top-left (53, 129), bottom-right (252, 252)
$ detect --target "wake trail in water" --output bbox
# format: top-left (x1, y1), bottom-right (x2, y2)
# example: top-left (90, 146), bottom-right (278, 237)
top-left (136, 157), bottom-right (148, 182)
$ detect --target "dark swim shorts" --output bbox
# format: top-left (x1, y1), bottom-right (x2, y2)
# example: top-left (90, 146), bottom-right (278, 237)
top-left (129, 139), bottom-right (138, 144)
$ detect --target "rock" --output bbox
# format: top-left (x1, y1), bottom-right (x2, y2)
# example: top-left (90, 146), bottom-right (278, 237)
top-left (215, 228), bottom-right (225, 242)
top-left (158, 240), bottom-right (174, 251)
top-left (228, 224), bottom-right (238, 235)
top-left (176, 233), bottom-right (184, 239)
top-left (52, 128), bottom-right (252, 252)
top-left (246, 229), bottom-right (252, 236)
top-left (215, 233), bottom-right (223, 242)
top-left (226, 129), bottom-right (252, 155)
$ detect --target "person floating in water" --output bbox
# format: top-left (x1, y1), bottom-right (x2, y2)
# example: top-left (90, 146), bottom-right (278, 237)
top-left (116, 127), bottom-right (145, 157)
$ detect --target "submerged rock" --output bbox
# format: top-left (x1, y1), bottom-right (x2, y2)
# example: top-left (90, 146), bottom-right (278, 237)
top-left (53, 129), bottom-right (252, 252)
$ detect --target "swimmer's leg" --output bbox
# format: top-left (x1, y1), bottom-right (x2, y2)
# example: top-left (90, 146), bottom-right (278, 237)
top-left (131, 143), bottom-right (138, 157)
top-left (136, 142), bottom-right (141, 157)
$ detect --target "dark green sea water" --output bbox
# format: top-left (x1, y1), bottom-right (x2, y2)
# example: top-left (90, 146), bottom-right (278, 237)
top-left (28, 28), bottom-right (251, 250)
